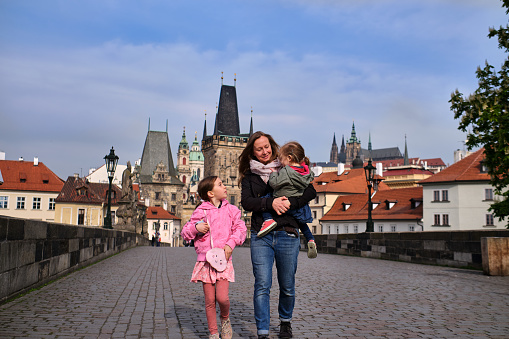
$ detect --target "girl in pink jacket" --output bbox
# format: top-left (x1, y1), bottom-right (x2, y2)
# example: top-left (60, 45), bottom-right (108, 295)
top-left (181, 176), bottom-right (247, 339)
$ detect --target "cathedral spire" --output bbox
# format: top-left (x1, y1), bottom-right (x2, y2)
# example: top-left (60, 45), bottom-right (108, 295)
top-left (249, 107), bottom-right (253, 136)
top-left (330, 133), bottom-right (338, 163)
top-left (202, 111), bottom-right (207, 140)
top-left (368, 132), bottom-right (372, 152)
top-left (404, 134), bottom-right (409, 166)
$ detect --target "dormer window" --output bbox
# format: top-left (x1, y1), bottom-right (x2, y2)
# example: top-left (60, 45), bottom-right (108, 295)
top-left (19, 172), bottom-right (27, 183)
top-left (480, 160), bottom-right (488, 173)
top-left (372, 202), bottom-right (379, 209)
top-left (342, 202), bottom-right (351, 211)
top-left (385, 200), bottom-right (397, 210)
top-left (42, 174), bottom-right (49, 184)
top-left (410, 198), bottom-right (422, 209)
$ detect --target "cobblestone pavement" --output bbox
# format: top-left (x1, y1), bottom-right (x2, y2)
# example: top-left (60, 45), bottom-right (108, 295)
top-left (1, 246), bottom-right (509, 338)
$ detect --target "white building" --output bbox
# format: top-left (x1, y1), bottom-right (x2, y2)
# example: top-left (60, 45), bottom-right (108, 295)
top-left (419, 148), bottom-right (505, 230)
top-left (86, 164), bottom-right (127, 186)
top-left (146, 206), bottom-right (181, 246)
top-left (0, 157), bottom-right (64, 222)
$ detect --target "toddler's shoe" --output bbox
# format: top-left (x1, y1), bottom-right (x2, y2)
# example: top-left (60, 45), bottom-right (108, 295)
top-left (307, 240), bottom-right (317, 259)
top-left (221, 318), bottom-right (232, 339)
top-left (258, 219), bottom-right (277, 237)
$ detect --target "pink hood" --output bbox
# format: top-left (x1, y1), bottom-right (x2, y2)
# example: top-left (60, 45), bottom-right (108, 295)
top-left (181, 200), bottom-right (247, 262)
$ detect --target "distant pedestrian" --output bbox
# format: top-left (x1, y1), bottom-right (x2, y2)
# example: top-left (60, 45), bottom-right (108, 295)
top-left (151, 234), bottom-right (155, 247)
top-left (181, 176), bottom-right (247, 339)
top-left (239, 131), bottom-right (316, 338)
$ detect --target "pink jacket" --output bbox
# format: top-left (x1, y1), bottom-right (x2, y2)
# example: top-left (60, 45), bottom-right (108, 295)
top-left (181, 199), bottom-right (247, 262)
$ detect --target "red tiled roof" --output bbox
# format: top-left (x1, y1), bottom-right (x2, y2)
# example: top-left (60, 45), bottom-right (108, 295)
top-left (0, 160), bottom-right (64, 192)
top-left (313, 168), bottom-right (390, 194)
top-left (56, 176), bottom-right (121, 204)
top-left (146, 206), bottom-right (180, 220)
top-left (419, 148), bottom-right (488, 184)
top-left (383, 168), bottom-right (434, 176)
top-left (321, 186), bottom-right (423, 222)
top-left (374, 158), bottom-right (446, 168)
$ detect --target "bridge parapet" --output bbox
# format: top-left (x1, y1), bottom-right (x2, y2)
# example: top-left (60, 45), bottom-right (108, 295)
top-left (0, 216), bottom-right (149, 304)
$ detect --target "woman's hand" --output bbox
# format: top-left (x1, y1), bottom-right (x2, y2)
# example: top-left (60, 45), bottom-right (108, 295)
top-left (224, 245), bottom-right (233, 260)
top-left (195, 221), bottom-right (209, 234)
top-left (272, 196), bottom-right (290, 215)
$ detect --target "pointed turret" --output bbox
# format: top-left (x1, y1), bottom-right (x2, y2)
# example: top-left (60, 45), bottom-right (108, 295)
top-left (202, 112), bottom-right (207, 140)
top-left (213, 84), bottom-right (240, 136)
top-left (179, 127), bottom-right (189, 151)
top-left (249, 107), bottom-right (254, 136)
top-left (404, 135), bottom-right (409, 166)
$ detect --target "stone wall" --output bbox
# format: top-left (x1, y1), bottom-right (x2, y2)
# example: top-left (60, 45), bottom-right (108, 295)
top-left (0, 216), bottom-right (151, 304)
top-left (309, 229), bottom-right (509, 270)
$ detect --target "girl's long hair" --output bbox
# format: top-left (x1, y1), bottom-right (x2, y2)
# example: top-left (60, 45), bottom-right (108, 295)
top-left (238, 131), bottom-right (279, 185)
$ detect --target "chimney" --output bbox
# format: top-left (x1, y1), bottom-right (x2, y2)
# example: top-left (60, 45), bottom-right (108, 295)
top-left (338, 163), bottom-right (345, 175)
top-left (145, 198), bottom-right (150, 207)
top-left (34, 157), bottom-right (39, 166)
top-left (19, 157), bottom-right (23, 161)
top-left (0, 151), bottom-right (5, 160)
top-left (376, 162), bottom-right (383, 177)
top-left (74, 173), bottom-right (79, 179)
top-left (163, 201), bottom-right (168, 211)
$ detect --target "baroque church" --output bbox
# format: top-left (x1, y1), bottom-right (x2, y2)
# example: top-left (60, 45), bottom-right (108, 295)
top-left (331, 122), bottom-right (403, 166)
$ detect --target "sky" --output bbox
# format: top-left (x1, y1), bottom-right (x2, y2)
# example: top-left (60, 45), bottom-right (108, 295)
top-left (0, 0), bottom-right (507, 179)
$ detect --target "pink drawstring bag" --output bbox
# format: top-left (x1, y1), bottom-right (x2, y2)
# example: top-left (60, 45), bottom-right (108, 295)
top-left (204, 211), bottom-right (228, 272)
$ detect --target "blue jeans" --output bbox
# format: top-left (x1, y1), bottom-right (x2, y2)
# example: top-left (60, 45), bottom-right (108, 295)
top-left (250, 230), bottom-right (300, 335)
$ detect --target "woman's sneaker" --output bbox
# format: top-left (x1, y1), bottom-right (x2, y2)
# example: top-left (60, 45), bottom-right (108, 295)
top-left (307, 240), bottom-right (317, 259)
top-left (258, 219), bottom-right (277, 237)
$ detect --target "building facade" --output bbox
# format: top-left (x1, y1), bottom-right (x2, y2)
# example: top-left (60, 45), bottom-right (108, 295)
top-left (419, 148), bottom-right (505, 230)
top-left (0, 157), bottom-right (64, 222)
top-left (146, 206), bottom-right (181, 247)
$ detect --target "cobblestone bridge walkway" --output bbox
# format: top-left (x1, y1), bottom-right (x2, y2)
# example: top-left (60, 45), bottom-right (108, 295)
top-left (1, 246), bottom-right (508, 338)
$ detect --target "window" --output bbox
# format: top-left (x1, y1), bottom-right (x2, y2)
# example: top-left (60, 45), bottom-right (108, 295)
top-left (164, 222), bottom-right (168, 230)
top-left (442, 190), bottom-right (449, 201)
top-left (485, 188), bottom-right (494, 201)
top-left (391, 224), bottom-right (396, 232)
top-left (17, 197), bottom-right (25, 209)
top-left (171, 193), bottom-right (176, 201)
top-left (78, 209), bottom-right (85, 225)
top-left (442, 214), bottom-right (449, 226)
top-left (182, 175), bottom-right (186, 184)
top-left (155, 192), bottom-right (161, 200)
top-left (314, 196), bottom-right (319, 204)
top-left (230, 195), bottom-right (236, 206)
top-left (434, 214), bottom-right (441, 225)
top-left (378, 225), bottom-right (384, 232)
top-left (433, 190), bottom-right (440, 201)
top-left (486, 214), bottom-right (494, 226)
top-left (49, 198), bottom-right (55, 210)
top-left (0, 196), bottom-right (7, 209)
top-left (409, 225), bottom-right (415, 232)
top-left (171, 205), bottom-right (176, 213)
top-left (312, 211), bottom-right (317, 219)
top-left (344, 225), bottom-right (349, 233)
top-left (353, 225), bottom-right (358, 233)
top-left (343, 203), bottom-right (351, 211)
top-left (183, 158), bottom-right (186, 165)
top-left (32, 197), bottom-right (41, 210)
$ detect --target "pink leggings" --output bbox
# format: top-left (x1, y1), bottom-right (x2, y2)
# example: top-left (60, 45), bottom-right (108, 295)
top-left (202, 280), bottom-right (230, 335)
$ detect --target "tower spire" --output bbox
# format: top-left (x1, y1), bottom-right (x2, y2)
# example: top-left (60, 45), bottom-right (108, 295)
top-left (148, 118), bottom-right (151, 131)
top-left (221, 72), bottom-right (223, 86)
top-left (234, 73), bottom-right (237, 87)
top-left (249, 107), bottom-right (253, 136)
top-left (203, 111), bottom-right (207, 140)
top-left (404, 134), bottom-right (409, 166)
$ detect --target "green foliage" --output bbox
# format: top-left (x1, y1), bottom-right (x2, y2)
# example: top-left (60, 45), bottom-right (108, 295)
top-left (449, 0), bottom-right (509, 228)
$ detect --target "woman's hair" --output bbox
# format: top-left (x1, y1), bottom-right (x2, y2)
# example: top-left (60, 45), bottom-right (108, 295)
top-left (279, 141), bottom-right (310, 166)
top-left (197, 176), bottom-right (218, 203)
top-left (238, 131), bottom-right (280, 185)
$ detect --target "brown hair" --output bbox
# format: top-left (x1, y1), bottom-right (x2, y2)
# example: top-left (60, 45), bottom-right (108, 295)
top-left (238, 131), bottom-right (280, 185)
top-left (279, 141), bottom-right (310, 166)
top-left (197, 176), bottom-right (218, 203)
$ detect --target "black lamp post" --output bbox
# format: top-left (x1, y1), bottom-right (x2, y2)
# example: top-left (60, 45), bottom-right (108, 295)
top-left (364, 159), bottom-right (376, 233)
top-left (139, 204), bottom-right (147, 236)
top-left (103, 147), bottom-right (119, 229)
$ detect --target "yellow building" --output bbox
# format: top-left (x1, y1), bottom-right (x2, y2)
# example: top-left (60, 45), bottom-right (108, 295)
top-left (54, 175), bottom-right (121, 226)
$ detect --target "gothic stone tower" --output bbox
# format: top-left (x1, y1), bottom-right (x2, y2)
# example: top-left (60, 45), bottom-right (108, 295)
top-left (139, 124), bottom-right (184, 216)
top-left (330, 133), bottom-right (338, 163)
top-left (202, 80), bottom-right (251, 207)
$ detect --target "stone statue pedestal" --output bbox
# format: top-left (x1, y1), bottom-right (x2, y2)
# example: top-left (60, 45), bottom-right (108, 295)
top-left (115, 200), bottom-right (136, 232)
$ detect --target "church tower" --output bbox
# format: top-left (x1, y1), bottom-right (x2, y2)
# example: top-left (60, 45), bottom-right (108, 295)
top-left (201, 74), bottom-right (250, 207)
top-left (177, 127), bottom-right (192, 198)
top-left (139, 121), bottom-right (184, 216)
top-left (345, 121), bottom-right (362, 165)
top-left (330, 133), bottom-right (338, 163)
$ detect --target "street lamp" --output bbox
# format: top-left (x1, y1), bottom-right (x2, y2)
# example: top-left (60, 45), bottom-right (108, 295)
top-left (364, 158), bottom-right (376, 233)
top-left (103, 146), bottom-right (119, 229)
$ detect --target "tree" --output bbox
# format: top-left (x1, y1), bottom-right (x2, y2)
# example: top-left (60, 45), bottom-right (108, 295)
top-left (450, 0), bottom-right (509, 228)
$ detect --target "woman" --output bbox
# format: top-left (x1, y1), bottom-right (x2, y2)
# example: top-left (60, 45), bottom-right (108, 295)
top-left (239, 131), bottom-right (316, 339)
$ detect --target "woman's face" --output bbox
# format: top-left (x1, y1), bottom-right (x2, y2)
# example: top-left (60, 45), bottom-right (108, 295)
top-left (253, 136), bottom-right (273, 165)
